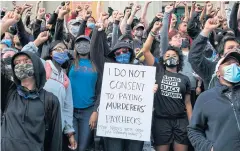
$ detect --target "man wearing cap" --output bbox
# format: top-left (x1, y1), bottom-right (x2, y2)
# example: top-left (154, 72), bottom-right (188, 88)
top-left (189, 18), bottom-right (240, 89)
top-left (133, 23), bottom-right (145, 50)
top-left (188, 50), bottom-right (240, 151)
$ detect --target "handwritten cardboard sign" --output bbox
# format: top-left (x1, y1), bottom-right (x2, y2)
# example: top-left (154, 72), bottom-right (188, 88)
top-left (97, 63), bottom-right (156, 141)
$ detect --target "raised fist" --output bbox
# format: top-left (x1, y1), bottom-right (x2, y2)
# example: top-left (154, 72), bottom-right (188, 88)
top-left (152, 21), bottom-right (162, 33)
top-left (2, 11), bottom-right (20, 26)
top-left (165, 5), bottom-right (174, 13)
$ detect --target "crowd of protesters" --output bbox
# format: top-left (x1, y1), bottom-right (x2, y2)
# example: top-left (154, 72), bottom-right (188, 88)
top-left (1, 1), bottom-right (240, 151)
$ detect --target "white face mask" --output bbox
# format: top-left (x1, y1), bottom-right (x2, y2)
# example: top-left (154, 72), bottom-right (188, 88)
top-left (70, 26), bottom-right (79, 37)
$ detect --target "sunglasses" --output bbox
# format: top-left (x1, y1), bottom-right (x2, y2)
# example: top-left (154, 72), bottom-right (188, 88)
top-left (114, 48), bottom-right (129, 56)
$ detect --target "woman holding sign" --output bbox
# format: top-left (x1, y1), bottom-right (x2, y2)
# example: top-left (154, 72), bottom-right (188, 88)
top-left (142, 20), bottom-right (192, 151)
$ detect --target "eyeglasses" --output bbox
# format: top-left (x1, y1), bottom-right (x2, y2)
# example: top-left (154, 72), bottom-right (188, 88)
top-left (52, 47), bottom-right (66, 52)
top-left (114, 48), bottom-right (129, 56)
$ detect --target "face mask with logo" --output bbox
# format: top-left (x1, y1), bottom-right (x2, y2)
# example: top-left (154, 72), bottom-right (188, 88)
top-left (75, 41), bottom-right (90, 55)
top-left (181, 39), bottom-right (190, 48)
top-left (52, 51), bottom-right (69, 65)
top-left (222, 63), bottom-right (240, 83)
top-left (115, 52), bottom-right (131, 64)
top-left (14, 63), bottom-right (34, 80)
top-left (164, 57), bottom-right (178, 68)
top-left (87, 23), bottom-right (95, 29)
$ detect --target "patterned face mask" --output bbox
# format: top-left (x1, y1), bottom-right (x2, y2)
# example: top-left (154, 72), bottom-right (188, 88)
top-left (14, 63), bottom-right (34, 80)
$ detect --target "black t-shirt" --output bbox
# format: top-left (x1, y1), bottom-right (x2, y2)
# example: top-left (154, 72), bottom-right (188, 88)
top-left (154, 63), bottom-right (191, 118)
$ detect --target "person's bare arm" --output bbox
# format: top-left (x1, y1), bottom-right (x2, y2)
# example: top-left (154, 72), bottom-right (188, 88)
top-left (35, 1), bottom-right (41, 19)
top-left (127, 4), bottom-right (141, 25)
top-left (220, 1), bottom-right (227, 19)
top-left (190, 1), bottom-right (196, 19)
top-left (120, 8), bottom-right (131, 34)
top-left (185, 94), bottom-right (192, 121)
top-left (199, 2), bottom-right (207, 23)
top-left (183, 1), bottom-right (190, 22)
top-left (140, 1), bottom-right (151, 29)
top-left (96, 1), bottom-right (102, 21)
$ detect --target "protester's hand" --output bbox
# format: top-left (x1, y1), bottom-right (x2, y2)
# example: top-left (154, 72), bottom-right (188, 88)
top-left (182, 1), bottom-right (188, 6)
top-left (68, 135), bottom-right (77, 150)
top-left (153, 84), bottom-right (158, 93)
top-left (146, 1), bottom-right (152, 5)
top-left (65, 1), bottom-right (70, 6)
top-left (25, 8), bottom-right (32, 17)
top-left (155, 12), bottom-right (163, 19)
top-left (12, 1), bottom-right (17, 6)
top-left (55, 5), bottom-right (62, 14)
top-left (100, 12), bottom-right (109, 23)
top-left (14, 5), bottom-right (23, 14)
top-left (192, 1), bottom-right (196, 6)
top-left (89, 112), bottom-right (98, 130)
top-left (152, 21), bottom-right (162, 33)
top-left (196, 87), bottom-right (202, 95)
top-left (116, 12), bottom-right (124, 21)
top-left (203, 18), bottom-right (220, 34)
top-left (37, 8), bottom-right (45, 20)
top-left (58, 6), bottom-right (69, 19)
top-left (133, 5), bottom-right (141, 13)
top-left (206, 2), bottom-right (213, 15)
top-left (1, 7), bottom-right (7, 12)
top-left (195, 4), bottom-right (203, 13)
top-left (34, 31), bottom-right (49, 47)
top-left (84, 4), bottom-right (90, 11)
top-left (1, 11), bottom-right (20, 26)
top-left (96, 12), bottom-right (109, 31)
top-left (83, 10), bottom-right (92, 21)
top-left (165, 5), bottom-right (174, 13)
top-left (175, 1), bottom-right (181, 8)
top-left (128, 2), bottom-right (134, 8)
top-left (76, 5), bottom-right (83, 12)
top-left (20, 3), bottom-right (33, 15)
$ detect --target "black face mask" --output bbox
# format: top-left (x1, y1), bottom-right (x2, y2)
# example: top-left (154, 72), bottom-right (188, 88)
top-left (1, 59), bottom-right (13, 81)
top-left (164, 57), bottom-right (178, 68)
top-left (181, 39), bottom-right (190, 48)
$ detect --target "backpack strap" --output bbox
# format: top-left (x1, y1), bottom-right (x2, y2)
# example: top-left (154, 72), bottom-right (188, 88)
top-left (45, 60), bottom-right (69, 88)
top-left (44, 91), bottom-right (53, 150)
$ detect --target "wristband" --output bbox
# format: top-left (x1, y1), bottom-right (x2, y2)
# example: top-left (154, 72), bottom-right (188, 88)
top-left (150, 31), bottom-right (157, 37)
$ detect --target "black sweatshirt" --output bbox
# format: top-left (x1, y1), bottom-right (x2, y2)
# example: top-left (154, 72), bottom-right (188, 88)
top-left (230, 2), bottom-right (240, 38)
top-left (1, 51), bottom-right (62, 151)
top-left (188, 33), bottom-right (217, 89)
top-left (188, 82), bottom-right (240, 151)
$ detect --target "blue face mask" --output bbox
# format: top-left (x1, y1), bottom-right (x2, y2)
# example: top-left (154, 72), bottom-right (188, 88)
top-left (2, 39), bottom-right (12, 47)
top-left (115, 52), bottom-right (131, 64)
top-left (222, 63), bottom-right (240, 83)
top-left (87, 23), bottom-right (95, 29)
top-left (52, 51), bottom-right (69, 65)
